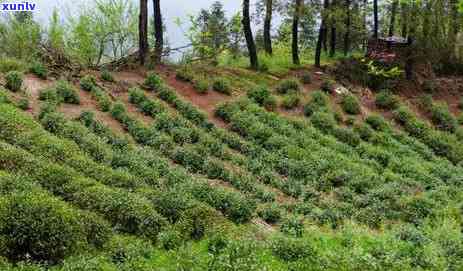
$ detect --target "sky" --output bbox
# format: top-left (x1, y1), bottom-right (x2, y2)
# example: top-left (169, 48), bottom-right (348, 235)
top-left (32, 0), bottom-right (250, 53)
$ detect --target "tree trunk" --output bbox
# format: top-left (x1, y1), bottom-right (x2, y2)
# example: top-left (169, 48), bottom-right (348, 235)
top-left (343, 0), bottom-right (351, 56)
top-left (373, 0), bottom-right (378, 39)
top-left (153, 0), bottom-right (163, 64)
top-left (263, 0), bottom-right (273, 55)
top-left (329, 0), bottom-right (337, 57)
top-left (388, 0), bottom-right (398, 37)
top-left (292, 0), bottom-right (302, 65)
top-left (139, 0), bottom-right (148, 65)
top-left (242, 0), bottom-right (259, 70)
top-left (400, 1), bottom-right (408, 37)
top-left (449, 0), bottom-right (459, 54)
top-left (316, 0), bottom-right (329, 67)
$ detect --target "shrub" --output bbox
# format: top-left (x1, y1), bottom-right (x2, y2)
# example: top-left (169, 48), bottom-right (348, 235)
top-left (430, 103), bottom-right (458, 133)
top-left (311, 111), bottom-right (336, 132)
top-left (0, 91), bottom-right (11, 104)
top-left (193, 79), bottom-right (209, 94)
top-left (354, 123), bottom-right (374, 141)
top-left (458, 113), bottom-right (463, 125)
top-left (341, 94), bottom-right (361, 115)
top-left (176, 68), bottom-right (194, 82)
top-left (418, 94), bottom-right (434, 111)
top-left (333, 127), bottom-right (361, 146)
top-left (365, 114), bottom-right (389, 131)
top-left (375, 90), bottom-right (399, 110)
top-left (276, 78), bottom-right (300, 94)
top-left (17, 98), bottom-right (29, 110)
top-left (258, 204), bottom-right (282, 224)
top-left (29, 62), bottom-right (47, 79)
top-left (39, 88), bottom-right (59, 103)
top-left (79, 75), bottom-right (97, 91)
top-left (422, 79), bottom-right (437, 93)
top-left (100, 69), bottom-right (114, 82)
top-left (0, 191), bottom-right (87, 263)
top-left (212, 78), bottom-right (231, 95)
top-left (263, 95), bottom-right (277, 111)
top-left (56, 80), bottom-right (80, 104)
top-left (270, 237), bottom-right (314, 262)
top-left (303, 91), bottom-right (329, 116)
top-left (299, 72), bottom-right (312, 84)
top-left (320, 79), bottom-right (334, 93)
top-left (248, 85), bottom-right (271, 105)
top-left (144, 72), bottom-right (163, 91)
top-left (280, 216), bottom-right (304, 237)
top-left (158, 229), bottom-right (183, 250)
top-left (281, 93), bottom-right (300, 109)
top-left (5, 71), bottom-right (23, 92)
top-left (0, 58), bottom-right (25, 73)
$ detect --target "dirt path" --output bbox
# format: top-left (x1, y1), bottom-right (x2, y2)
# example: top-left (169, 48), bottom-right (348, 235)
top-left (22, 74), bottom-right (54, 116)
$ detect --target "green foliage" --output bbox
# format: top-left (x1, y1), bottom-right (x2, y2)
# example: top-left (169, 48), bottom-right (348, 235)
top-left (247, 85), bottom-right (276, 110)
top-left (80, 75), bottom-right (97, 91)
top-left (5, 71), bottom-right (23, 92)
top-left (299, 72), bottom-right (312, 84)
top-left (280, 216), bottom-right (304, 237)
top-left (340, 94), bottom-right (361, 115)
top-left (0, 190), bottom-right (89, 263)
top-left (0, 15), bottom-right (41, 61)
top-left (320, 79), bottom-right (334, 93)
top-left (430, 103), bottom-right (458, 133)
top-left (193, 79), bottom-right (209, 94)
top-left (0, 58), bottom-right (26, 73)
top-left (281, 93), bottom-right (300, 109)
top-left (308, 90), bottom-right (329, 109)
top-left (212, 78), bottom-right (231, 95)
top-left (276, 78), bottom-right (300, 94)
top-left (422, 80), bottom-right (438, 93)
top-left (458, 113), bottom-right (463, 125)
top-left (176, 68), bottom-right (194, 82)
top-left (365, 114), bottom-right (389, 131)
top-left (375, 90), bottom-right (399, 110)
top-left (258, 204), bottom-right (282, 224)
top-left (270, 237), bottom-right (314, 262)
top-left (144, 73), bottom-right (163, 91)
top-left (100, 69), bottom-right (114, 82)
top-left (17, 98), bottom-right (30, 111)
top-left (56, 80), bottom-right (80, 104)
top-left (29, 62), bottom-right (48, 79)
top-left (310, 111), bottom-right (336, 133)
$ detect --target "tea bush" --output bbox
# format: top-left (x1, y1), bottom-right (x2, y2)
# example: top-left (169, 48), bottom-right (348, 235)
top-left (430, 103), bottom-right (458, 133)
top-left (212, 78), bottom-right (231, 95)
top-left (258, 204), bottom-right (282, 224)
top-left (0, 190), bottom-right (89, 263)
top-left (79, 75), bottom-right (97, 91)
top-left (5, 71), bottom-right (23, 92)
top-left (281, 93), bottom-right (300, 109)
top-left (375, 90), bottom-right (399, 110)
top-left (193, 79), bottom-right (209, 94)
top-left (56, 80), bottom-right (80, 104)
top-left (176, 68), bottom-right (194, 82)
top-left (270, 237), bottom-right (314, 262)
top-left (17, 98), bottom-right (29, 110)
top-left (276, 78), bottom-right (300, 94)
top-left (100, 69), bottom-right (115, 82)
top-left (29, 62), bottom-right (47, 79)
top-left (320, 79), bottom-right (334, 93)
top-left (144, 73), bottom-right (163, 91)
top-left (341, 94), bottom-right (361, 115)
top-left (299, 72), bottom-right (312, 84)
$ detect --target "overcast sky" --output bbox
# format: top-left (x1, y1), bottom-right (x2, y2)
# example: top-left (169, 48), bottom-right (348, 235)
top-left (32, 0), bottom-right (251, 50)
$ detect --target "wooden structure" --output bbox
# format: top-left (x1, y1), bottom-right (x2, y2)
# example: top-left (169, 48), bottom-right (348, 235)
top-left (366, 37), bottom-right (410, 63)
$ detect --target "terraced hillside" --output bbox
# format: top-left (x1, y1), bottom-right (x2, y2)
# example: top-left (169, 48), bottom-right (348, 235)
top-left (0, 66), bottom-right (462, 270)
